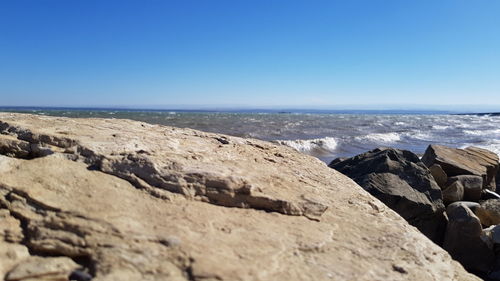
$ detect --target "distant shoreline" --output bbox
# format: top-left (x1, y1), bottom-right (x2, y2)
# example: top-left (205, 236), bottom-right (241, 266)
top-left (454, 112), bottom-right (500, 116)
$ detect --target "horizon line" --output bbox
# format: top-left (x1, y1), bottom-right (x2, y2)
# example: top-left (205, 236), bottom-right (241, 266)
top-left (2, 105), bottom-right (500, 114)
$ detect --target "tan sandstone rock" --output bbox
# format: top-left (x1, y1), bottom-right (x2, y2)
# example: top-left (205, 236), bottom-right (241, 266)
top-left (475, 199), bottom-right (500, 227)
top-left (430, 164), bottom-right (448, 189)
top-left (422, 145), bottom-right (499, 190)
top-left (0, 113), bottom-right (479, 281)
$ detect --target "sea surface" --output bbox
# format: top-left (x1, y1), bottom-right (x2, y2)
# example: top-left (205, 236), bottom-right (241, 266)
top-left (2, 107), bottom-right (500, 163)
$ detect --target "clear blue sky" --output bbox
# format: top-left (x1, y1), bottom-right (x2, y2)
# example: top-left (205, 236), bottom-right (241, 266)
top-left (0, 0), bottom-right (499, 110)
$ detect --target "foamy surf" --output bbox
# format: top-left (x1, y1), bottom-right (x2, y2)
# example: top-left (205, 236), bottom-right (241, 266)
top-left (460, 140), bottom-right (500, 158)
top-left (4, 109), bottom-right (500, 161)
top-left (355, 132), bottom-right (401, 143)
top-left (274, 137), bottom-right (338, 156)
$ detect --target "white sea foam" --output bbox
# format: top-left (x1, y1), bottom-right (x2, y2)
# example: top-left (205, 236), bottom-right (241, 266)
top-left (460, 141), bottom-right (500, 158)
top-left (464, 129), bottom-right (500, 137)
top-left (405, 131), bottom-right (434, 141)
top-left (356, 132), bottom-right (401, 143)
top-left (275, 137), bottom-right (338, 155)
top-left (432, 125), bottom-right (450, 130)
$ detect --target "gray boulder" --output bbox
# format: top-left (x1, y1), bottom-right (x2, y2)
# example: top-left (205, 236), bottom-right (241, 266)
top-left (444, 202), bottom-right (494, 273)
top-left (422, 145), bottom-right (499, 190)
top-left (329, 147), bottom-right (446, 244)
top-left (446, 175), bottom-right (483, 202)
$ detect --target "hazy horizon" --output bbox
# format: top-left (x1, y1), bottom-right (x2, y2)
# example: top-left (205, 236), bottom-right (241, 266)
top-left (1, 104), bottom-right (500, 114)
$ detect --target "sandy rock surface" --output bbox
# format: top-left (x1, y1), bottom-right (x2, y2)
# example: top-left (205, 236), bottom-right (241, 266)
top-left (0, 113), bottom-right (478, 281)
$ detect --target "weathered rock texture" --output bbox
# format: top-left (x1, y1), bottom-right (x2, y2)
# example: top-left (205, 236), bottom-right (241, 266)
top-left (0, 113), bottom-right (478, 281)
top-left (422, 145), bottom-right (499, 191)
top-left (329, 148), bottom-right (447, 244)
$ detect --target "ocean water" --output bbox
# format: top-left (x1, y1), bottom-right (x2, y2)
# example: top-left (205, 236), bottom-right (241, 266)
top-left (2, 108), bottom-right (500, 163)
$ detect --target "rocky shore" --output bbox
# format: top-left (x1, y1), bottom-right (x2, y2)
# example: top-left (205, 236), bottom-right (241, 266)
top-left (330, 144), bottom-right (500, 279)
top-left (0, 113), bottom-right (481, 281)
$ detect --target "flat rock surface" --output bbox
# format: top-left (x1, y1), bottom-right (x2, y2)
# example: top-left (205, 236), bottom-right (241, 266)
top-left (422, 145), bottom-right (499, 190)
top-left (0, 113), bottom-right (478, 281)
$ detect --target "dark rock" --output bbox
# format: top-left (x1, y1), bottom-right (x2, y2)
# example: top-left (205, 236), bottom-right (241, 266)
top-left (448, 201), bottom-right (480, 212)
top-left (328, 157), bottom-right (347, 167)
top-left (475, 199), bottom-right (500, 227)
top-left (0, 137), bottom-right (31, 158)
top-left (429, 164), bottom-right (448, 188)
top-left (446, 175), bottom-right (483, 202)
top-left (329, 147), bottom-right (446, 244)
top-left (442, 181), bottom-right (464, 204)
top-left (422, 145), bottom-right (499, 190)
top-left (69, 270), bottom-right (93, 281)
top-left (497, 170), bottom-right (500, 192)
top-left (444, 202), bottom-right (494, 273)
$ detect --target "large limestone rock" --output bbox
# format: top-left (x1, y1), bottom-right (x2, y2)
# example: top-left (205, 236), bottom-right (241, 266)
top-left (0, 113), bottom-right (478, 281)
top-left (329, 148), bottom-right (446, 244)
top-left (422, 145), bottom-right (499, 190)
top-left (444, 202), bottom-right (495, 274)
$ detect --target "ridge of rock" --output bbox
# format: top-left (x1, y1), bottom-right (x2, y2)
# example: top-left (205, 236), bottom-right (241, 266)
top-left (0, 113), bottom-right (478, 281)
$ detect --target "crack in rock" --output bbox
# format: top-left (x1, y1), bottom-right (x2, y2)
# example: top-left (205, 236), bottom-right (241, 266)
top-left (0, 184), bottom-right (197, 280)
top-left (0, 122), bottom-right (328, 221)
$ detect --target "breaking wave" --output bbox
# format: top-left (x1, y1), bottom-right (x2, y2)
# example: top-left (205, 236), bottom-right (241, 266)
top-left (355, 132), bottom-right (401, 143)
top-left (275, 137), bottom-right (338, 156)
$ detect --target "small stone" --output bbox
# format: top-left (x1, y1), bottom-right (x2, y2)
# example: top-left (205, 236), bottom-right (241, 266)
top-left (429, 164), bottom-right (448, 188)
top-left (392, 264), bottom-right (408, 274)
top-left (447, 175), bottom-right (483, 202)
top-left (442, 181), bottom-right (464, 204)
top-left (69, 269), bottom-right (93, 281)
